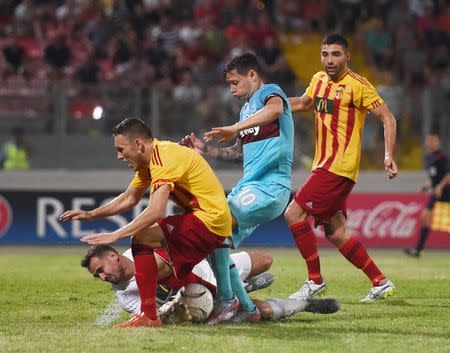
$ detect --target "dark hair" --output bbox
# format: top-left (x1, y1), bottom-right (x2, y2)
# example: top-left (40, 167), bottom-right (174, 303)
top-left (112, 118), bottom-right (153, 140)
top-left (81, 245), bottom-right (118, 268)
top-left (224, 52), bottom-right (262, 76)
top-left (428, 130), bottom-right (440, 138)
top-left (322, 34), bottom-right (349, 50)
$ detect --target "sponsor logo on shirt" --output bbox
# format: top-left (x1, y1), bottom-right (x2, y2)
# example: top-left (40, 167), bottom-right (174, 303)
top-left (240, 120), bottom-right (280, 145)
top-left (239, 126), bottom-right (260, 138)
top-left (314, 97), bottom-right (334, 114)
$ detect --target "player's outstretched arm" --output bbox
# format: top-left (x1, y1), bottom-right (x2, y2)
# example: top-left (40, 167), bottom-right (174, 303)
top-left (370, 103), bottom-right (398, 179)
top-left (288, 93), bottom-right (313, 113)
top-left (180, 132), bottom-right (242, 162)
top-left (60, 185), bottom-right (146, 222)
top-left (204, 96), bottom-right (284, 143)
top-left (80, 184), bottom-right (170, 245)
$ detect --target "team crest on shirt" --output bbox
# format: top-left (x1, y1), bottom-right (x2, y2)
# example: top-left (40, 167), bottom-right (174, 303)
top-left (334, 86), bottom-right (344, 100)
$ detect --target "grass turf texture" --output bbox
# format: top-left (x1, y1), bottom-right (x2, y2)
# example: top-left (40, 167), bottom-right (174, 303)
top-left (0, 247), bottom-right (449, 353)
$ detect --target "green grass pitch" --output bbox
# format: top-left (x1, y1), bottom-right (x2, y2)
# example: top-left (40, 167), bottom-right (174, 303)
top-left (1, 246), bottom-right (449, 353)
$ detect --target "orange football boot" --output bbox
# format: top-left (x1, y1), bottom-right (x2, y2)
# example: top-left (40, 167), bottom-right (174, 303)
top-left (115, 313), bottom-right (162, 328)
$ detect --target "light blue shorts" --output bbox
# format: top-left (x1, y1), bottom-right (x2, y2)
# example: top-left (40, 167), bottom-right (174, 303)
top-left (227, 180), bottom-right (291, 247)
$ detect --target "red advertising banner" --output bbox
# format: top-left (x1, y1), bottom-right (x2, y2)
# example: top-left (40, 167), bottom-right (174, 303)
top-left (313, 193), bottom-right (450, 248)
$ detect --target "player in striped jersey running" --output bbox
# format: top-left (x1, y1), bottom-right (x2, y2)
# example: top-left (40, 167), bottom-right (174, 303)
top-left (286, 34), bottom-right (398, 302)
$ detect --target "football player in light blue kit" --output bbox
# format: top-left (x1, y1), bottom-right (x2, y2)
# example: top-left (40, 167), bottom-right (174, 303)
top-left (181, 52), bottom-right (294, 323)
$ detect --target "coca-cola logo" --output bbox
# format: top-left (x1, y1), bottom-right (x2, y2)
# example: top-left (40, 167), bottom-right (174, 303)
top-left (311, 201), bottom-right (422, 239)
top-left (0, 195), bottom-right (13, 237)
top-left (347, 201), bottom-right (422, 238)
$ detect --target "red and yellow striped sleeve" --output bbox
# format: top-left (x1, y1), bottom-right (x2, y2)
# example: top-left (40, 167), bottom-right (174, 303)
top-left (349, 71), bottom-right (383, 110)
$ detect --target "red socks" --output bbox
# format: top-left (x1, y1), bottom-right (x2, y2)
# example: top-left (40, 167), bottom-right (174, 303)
top-left (132, 244), bottom-right (158, 320)
top-left (339, 237), bottom-right (385, 286)
top-left (290, 220), bottom-right (322, 284)
top-left (160, 272), bottom-right (217, 296)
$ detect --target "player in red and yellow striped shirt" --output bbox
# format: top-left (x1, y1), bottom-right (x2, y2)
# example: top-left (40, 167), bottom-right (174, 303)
top-left (61, 118), bottom-right (232, 328)
top-left (286, 34), bottom-right (398, 302)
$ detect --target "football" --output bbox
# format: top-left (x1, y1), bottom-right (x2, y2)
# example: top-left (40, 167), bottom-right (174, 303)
top-left (180, 283), bottom-right (214, 323)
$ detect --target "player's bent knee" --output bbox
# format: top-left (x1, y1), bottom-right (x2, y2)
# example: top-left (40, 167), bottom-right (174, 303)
top-left (284, 200), bottom-right (307, 225)
top-left (284, 204), bottom-right (297, 225)
top-left (249, 252), bottom-right (273, 275)
top-left (325, 232), bottom-right (346, 247)
top-left (131, 227), bottom-right (164, 248)
top-left (260, 252), bottom-right (273, 272)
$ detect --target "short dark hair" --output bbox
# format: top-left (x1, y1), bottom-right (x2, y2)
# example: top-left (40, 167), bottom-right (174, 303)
top-left (428, 130), bottom-right (440, 138)
top-left (322, 34), bottom-right (349, 50)
top-left (112, 118), bottom-right (153, 140)
top-left (81, 245), bottom-right (118, 268)
top-left (224, 52), bottom-right (262, 76)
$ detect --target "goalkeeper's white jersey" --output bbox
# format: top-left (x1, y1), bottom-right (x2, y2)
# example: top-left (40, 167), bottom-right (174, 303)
top-left (112, 249), bottom-right (252, 314)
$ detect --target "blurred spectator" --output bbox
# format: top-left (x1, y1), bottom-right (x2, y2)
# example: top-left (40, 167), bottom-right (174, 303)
top-left (408, 0), bottom-right (433, 18)
top-left (173, 68), bottom-right (201, 132)
top-left (83, 11), bottom-right (118, 57)
top-left (257, 36), bottom-right (281, 73)
top-left (247, 13), bottom-right (276, 47)
top-left (430, 44), bottom-right (450, 73)
top-left (402, 37), bottom-right (427, 89)
top-left (224, 17), bottom-right (250, 49)
top-left (150, 14), bottom-right (181, 57)
top-left (195, 0), bottom-right (221, 24)
top-left (75, 52), bottom-right (102, 85)
top-left (276, 0), bottom-right (305, 32)
top-left (144, 37), bottom-right (168, 75)
top-left (202, 20), bottom-right (227, 59)
top-left (44, 32), bottom-right (72, 80)
top-left (365, 18), bottom-right (393, 69)
top-left (415, 3), bottom-right (434, 34)
top-left (198, 87), bottom-right (228, 128)
top-left (338, 0), bottom-right (363, 34)
top-left (424, 20), bottom-right (448, 50)
top-left (173, 69), bottom-right (201, 104)
top-left (56, 0), bottom-right (82, 22)
top-left (1, 34), bottom-right (32, 81)
top-left (386, 0), bottom-right (413, 30)
top-left (14, 0), bottom-right (37, 37)
top-left (219, 0), bottom-right (241, 27)
top-left (179, 20), bottom-right (204, 46)
top-left (0, 127), bottom-right (31, 170)
top-left (184, 34), bottom-right (213, 63)
top-left (302, 0), bottom-right (327, 32)
top-left (437, 3), bottom-right (450, 36)
top-left (115, 55), bottom-right (156, 88)
top-left (270, 57), bottom-right (297, 96)
top-left (377, 71), bottom-right (405, 133)
top-left (109, 35), bottom-right (134, 68)
top-left (192, 55), bottom-right (218, 89)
